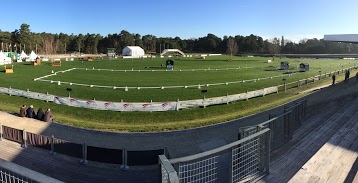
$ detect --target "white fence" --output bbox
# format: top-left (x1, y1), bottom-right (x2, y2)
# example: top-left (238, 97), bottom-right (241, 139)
top-left (0, 86), bottom-right (277, 112)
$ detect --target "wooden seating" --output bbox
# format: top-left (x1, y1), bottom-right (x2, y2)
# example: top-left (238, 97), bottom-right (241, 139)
top-left (52, 61), bottom-right (61, 66)
top-left (32, 59), bottom-right (41, 66)
top-left (87, 57), bottom-right (93, 62)
top-left (5, 65), bottom-right (13, 73)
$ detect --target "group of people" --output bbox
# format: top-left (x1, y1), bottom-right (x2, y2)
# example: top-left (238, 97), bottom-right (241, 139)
top-left (19, 105), bottom-right (54, 122)
top-left (332, 69), bottom-right (358, 85)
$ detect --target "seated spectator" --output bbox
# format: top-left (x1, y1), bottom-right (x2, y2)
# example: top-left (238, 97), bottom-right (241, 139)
top-left (20, 105), bottom-right (27, 117)
top-left (44, 109), bottom-right (54, 122)
top-left (26, 105), bottom-right (36, 118)
top-left (37, 108), bottom-right (45, 121)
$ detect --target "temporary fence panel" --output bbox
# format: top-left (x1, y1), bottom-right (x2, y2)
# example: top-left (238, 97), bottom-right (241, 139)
top-left (87, 146), bottom-right (123, 164)
top-left (52, 139), bottom-right (83, 158)
top-left (127, 149), bottom-right (165, 166)
top-left (2, 126), bottom-right (23, 143)
top-left (26, 132), bottom-right (52, 150)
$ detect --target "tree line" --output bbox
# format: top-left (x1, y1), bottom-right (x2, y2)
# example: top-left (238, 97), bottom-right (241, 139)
top-left (0, 23), bottom-right (357, 55)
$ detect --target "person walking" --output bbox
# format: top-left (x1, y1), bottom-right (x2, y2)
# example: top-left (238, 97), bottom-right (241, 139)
top-left (44, 109), bottom-right (54, 122)
top-left (37, 108), bottom-right (45, 121)
top-left (26, 105), bottom-right (36, 118)
top-left (19, 105), bottom-right (27, 117)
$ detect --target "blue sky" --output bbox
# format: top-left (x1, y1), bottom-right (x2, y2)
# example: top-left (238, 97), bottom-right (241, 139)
top-left (1, 0), bottom-right (358, 42)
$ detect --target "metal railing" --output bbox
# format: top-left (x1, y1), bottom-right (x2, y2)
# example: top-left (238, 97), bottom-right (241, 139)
top-left (0, 159), bottom-right (63, 183)
top-left (159, 155), bottom-right (179, 183)
top-left (239, 99), bottom-right (307, 151)
top-left (165, 129), bottom-right (271, 183)
top-left (0, 124), bottom-right (163, 167)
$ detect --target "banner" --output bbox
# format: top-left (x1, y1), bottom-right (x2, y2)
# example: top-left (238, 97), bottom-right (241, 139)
top-left (0, 86), bottom-right (278, 112)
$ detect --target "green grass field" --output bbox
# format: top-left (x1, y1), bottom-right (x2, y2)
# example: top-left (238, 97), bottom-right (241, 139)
top-left (0, 55), bottom-right (356, 132)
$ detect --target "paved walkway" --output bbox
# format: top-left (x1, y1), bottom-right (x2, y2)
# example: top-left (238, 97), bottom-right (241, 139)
top-left (260, 80), bottom-right (358, 183)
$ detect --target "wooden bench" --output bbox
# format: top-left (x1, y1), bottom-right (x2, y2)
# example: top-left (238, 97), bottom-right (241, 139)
top-left (32, 59), bottom-right (41, 66)
top-left (87, 57), bottom-right (93, 62)
top-left (52, 61), bottom-right (61, 66)
top-left (5, 65), bottom-right (13, 73)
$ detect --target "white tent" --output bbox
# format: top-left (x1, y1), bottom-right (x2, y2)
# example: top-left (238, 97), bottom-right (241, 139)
top-left (0, 51), bottom-right (11, 65)
top-left (122, 46), bottom-right (145, 58)
top-left (20, 50), bottom-right (28, 60)
top-left (28, 51), bottom-right (38, 61)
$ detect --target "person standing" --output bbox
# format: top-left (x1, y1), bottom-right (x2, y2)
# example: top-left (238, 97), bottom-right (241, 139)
top-left (44, 109), bottom-right (54, 122)
top-left (332, 74), bottom-right (336, 85)
top-left (37, 108), bottom-right (45, 121)
top-left (26, 105), bottom-right (36, 118)
top-left (20, 105), bottom-right (27, 117)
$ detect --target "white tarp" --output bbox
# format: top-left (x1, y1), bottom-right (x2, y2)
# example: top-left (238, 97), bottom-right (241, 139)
top-left (28, 51), bottom-right (38, 61)
top-left (0, 86), bottom-right (279, 112)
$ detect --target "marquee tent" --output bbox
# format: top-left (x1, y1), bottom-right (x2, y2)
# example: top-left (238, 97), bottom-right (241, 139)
top-left (28, 51), bottom-right (38, 61)
top-left (0, 51), bottom-right (11, 65)
top-left (122, 46), bottom-right (145, 58)
top-left (19, 50), bottom-right (28, 60)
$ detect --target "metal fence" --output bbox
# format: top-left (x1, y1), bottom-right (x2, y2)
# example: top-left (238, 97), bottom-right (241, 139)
top-left (0, 159), bottom-right (63, 183)
top-left (164, 129), bottom-right (271, 183)
top-left (239, 99), bottom-right (307, 151)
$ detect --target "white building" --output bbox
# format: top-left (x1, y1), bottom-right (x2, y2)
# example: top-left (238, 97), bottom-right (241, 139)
top-left (122, 46), bottom-right (145, 58)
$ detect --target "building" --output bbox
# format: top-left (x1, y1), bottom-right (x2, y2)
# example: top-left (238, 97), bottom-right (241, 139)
top-left (324, 34), bottom-right (358, 43)
top-left (122, 46), bottom-right (145, 58)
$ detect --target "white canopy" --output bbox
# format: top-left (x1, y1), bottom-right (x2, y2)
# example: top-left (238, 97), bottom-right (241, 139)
top-left (28, 51), bottom-right (38, 61)
top-left (0, 51), bottom-right (11, 65)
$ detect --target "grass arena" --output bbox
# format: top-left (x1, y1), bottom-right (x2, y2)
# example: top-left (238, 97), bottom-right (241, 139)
top-left (0, 55), bottom-right (356, 131)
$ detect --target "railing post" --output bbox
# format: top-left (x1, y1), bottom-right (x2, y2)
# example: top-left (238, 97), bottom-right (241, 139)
top-left (80, 142), bottom-right (88, 165)
top-left (120, 148), bottom-right (129, 171)
top-left (21, 129), bottom-right (27, 148)
top-left (176, 99), bottom-right (179, 111)
top-left (0, 123), bottom-right (2, 141)
top-left (266, 129), bottom-right (271, 174)
top-left (164, 146), bottom-right (169, 158)
top-left (50, 135), bottom-right (56, 155)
